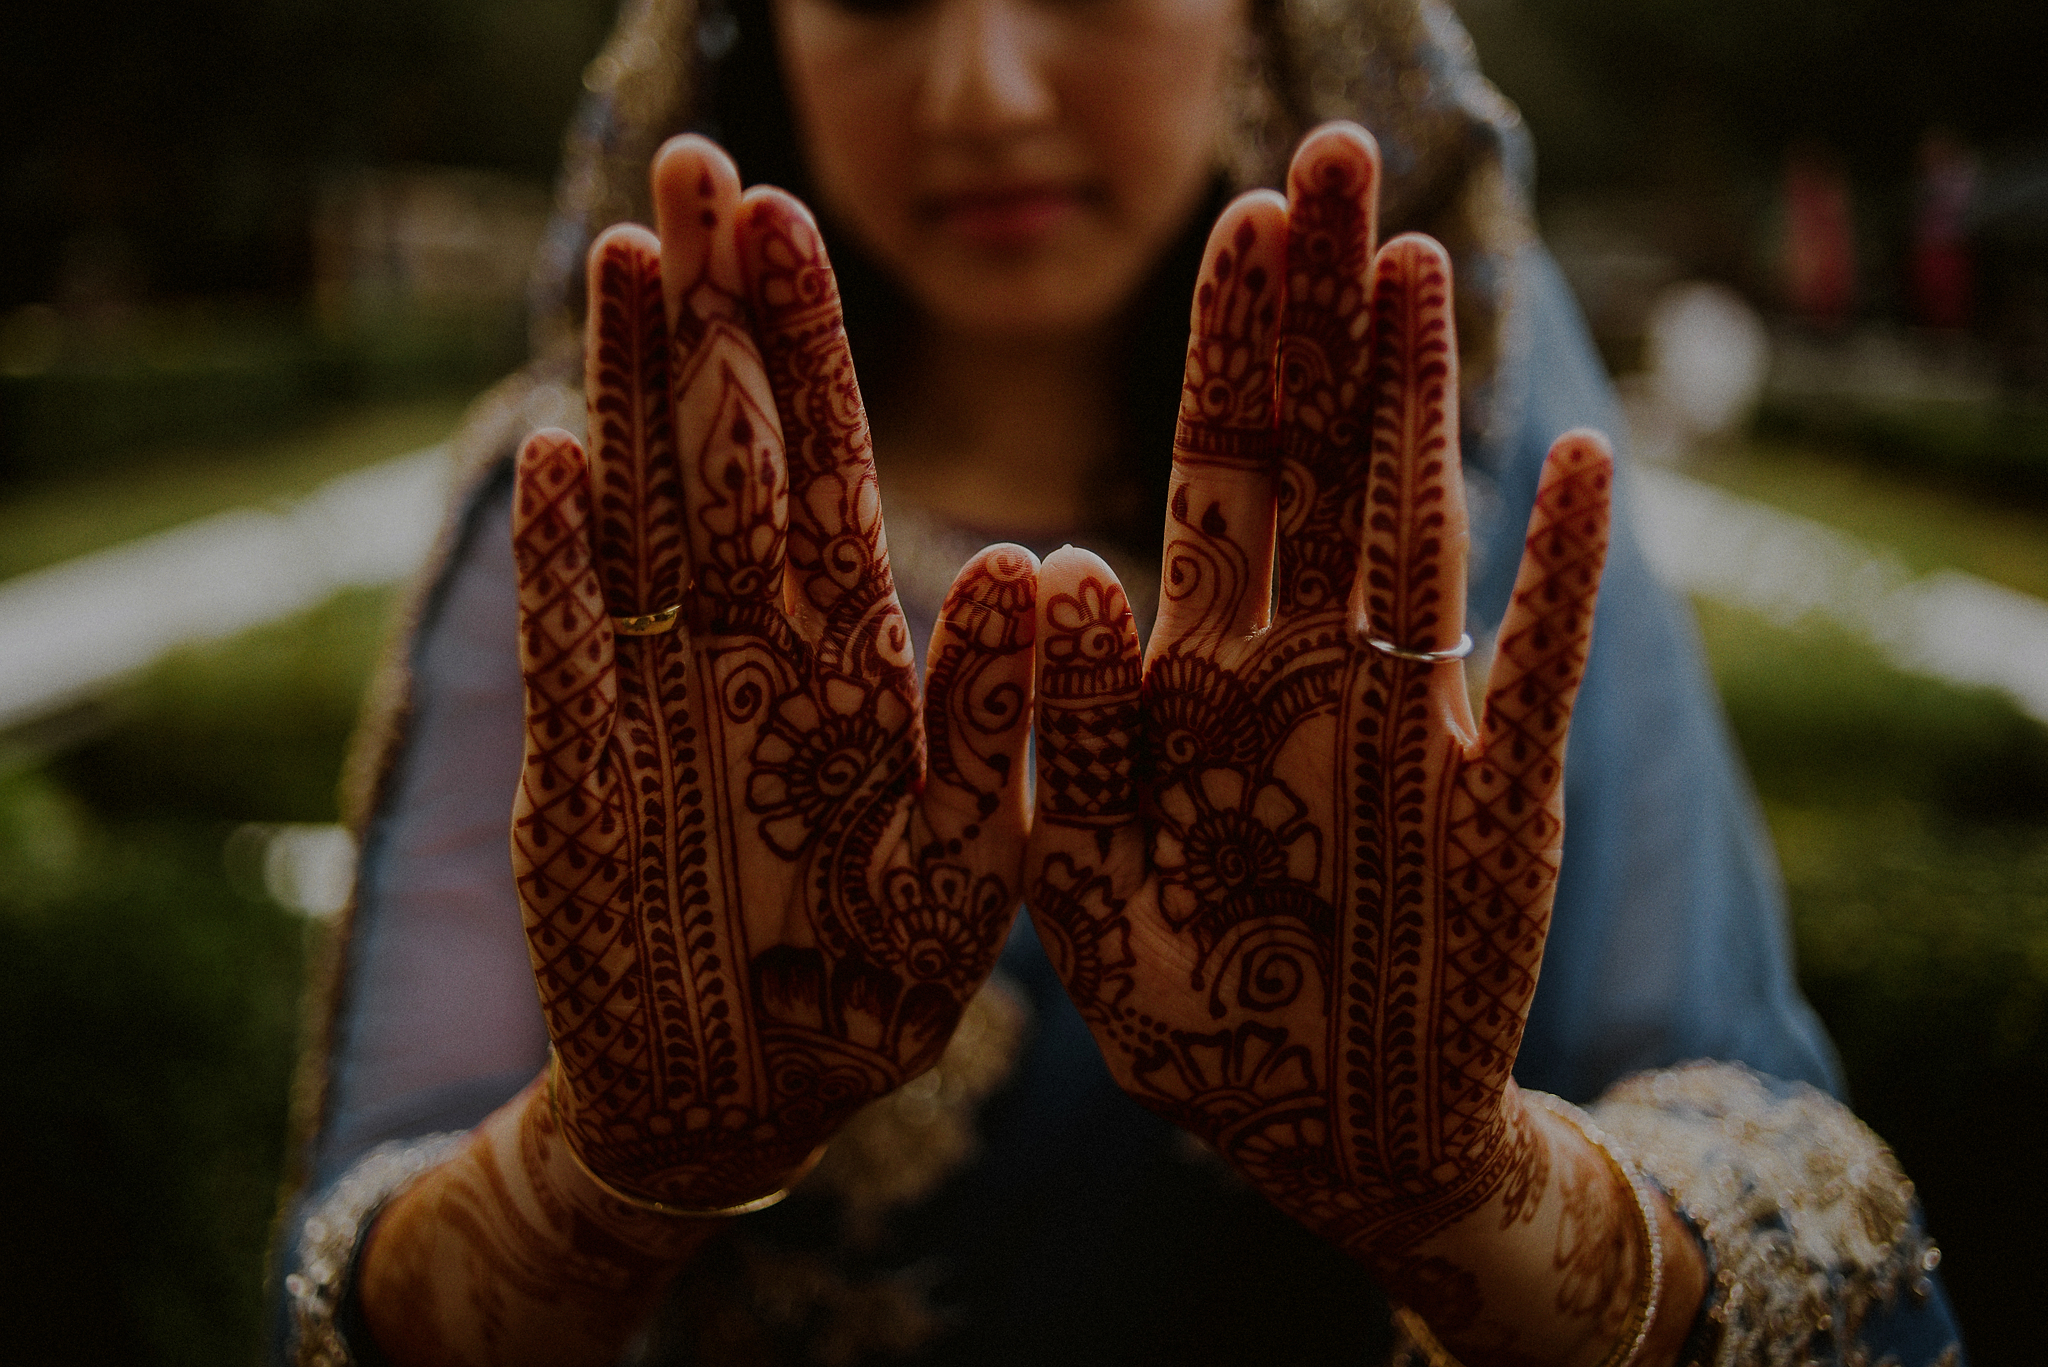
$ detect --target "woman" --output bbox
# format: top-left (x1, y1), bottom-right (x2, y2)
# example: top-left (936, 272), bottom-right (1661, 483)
top-left (276, 0), bottom-right (1963, 1363)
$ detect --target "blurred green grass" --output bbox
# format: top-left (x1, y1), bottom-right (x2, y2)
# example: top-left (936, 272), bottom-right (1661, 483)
top-left (0, 436), bottom-right (2043, 1361)
top-left (0, 587), bottom-right (392, 1366)
top-left (0, 396), bottom-right (465, 582)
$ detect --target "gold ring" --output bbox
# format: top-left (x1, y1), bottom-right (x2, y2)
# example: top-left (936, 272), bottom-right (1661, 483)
top-left (611, 604), bottom-right (681, 636)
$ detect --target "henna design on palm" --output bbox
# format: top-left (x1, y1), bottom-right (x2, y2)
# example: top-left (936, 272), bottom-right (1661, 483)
top-left (1028, 124), bottom-right (1613, 1259)
top-left (512, 137), bottom-right (1037, 1208)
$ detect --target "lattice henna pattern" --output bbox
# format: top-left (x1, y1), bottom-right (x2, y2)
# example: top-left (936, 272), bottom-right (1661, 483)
top-left (511, 141), bottom-right (1035, 1209)
top-left (1029, 126), bottom-right (1613, 1262)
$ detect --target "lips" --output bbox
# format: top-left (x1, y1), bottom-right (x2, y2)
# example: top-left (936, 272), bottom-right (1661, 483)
top-left (923, 182), bottom-right (1096, 249)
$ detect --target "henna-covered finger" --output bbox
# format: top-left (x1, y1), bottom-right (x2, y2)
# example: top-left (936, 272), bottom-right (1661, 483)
top-left (513, 428), bottom-right (617, 795)
top-left (652, 137), bottom-right (791, 619)
top-left (738, 186), bottom-right (906, 672)
top-left (1030, 546), bottom-right (1144, 859)
top-left (1150, 192), bottom-right (1289, 660)
top-left (1353, 233), bottom-right (1474, 730)
top-left (584, 225), bottom-right (690, 622)
top-left (509, 425), bottom-right (644, 1087)
top-left (1473, 429), bottom-right (1611, 802)
top-left (1276, 122), bottom-right (1380, 620)
top-left (651, 134), bottom-right (749, 352)
top-left (1026, 545), bottom-right (1149, 1023)
top-left (920, 544), bottom-right (1039, 849)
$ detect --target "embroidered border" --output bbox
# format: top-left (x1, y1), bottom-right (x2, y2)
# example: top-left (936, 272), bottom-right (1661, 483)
top-left (1589, 1063), bottom-right (1952, 1367)
top-left (285, 1132), bottom-right (466, 1367)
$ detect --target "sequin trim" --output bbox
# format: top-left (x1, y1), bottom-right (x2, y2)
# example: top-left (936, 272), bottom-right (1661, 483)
top-left (285, 1133), bottom-right (465, 1367)
top-left (1590, 1063), bottom-right (1953, 1367)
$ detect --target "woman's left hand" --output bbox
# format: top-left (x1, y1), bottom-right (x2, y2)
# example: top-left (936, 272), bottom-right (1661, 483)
top-left (1025, 122), bottom-right (1630, 1346)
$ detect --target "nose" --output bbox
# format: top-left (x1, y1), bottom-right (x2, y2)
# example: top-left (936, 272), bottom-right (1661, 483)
top-left (918, 0), bottom-right (1057, 139)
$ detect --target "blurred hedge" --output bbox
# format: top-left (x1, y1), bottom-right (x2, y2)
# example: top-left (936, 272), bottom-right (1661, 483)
top-left (1700, 601), bottom-right (2046, 1365)
top-left (0, 306), bottom-right (524, 483)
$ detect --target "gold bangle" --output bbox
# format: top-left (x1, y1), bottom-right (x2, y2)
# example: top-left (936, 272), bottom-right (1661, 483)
top-left (610, 604), bottom-right (681, 636)
top-left (1394, 1093), bottom-right (1664, 1367)
top-left (545, 1050), bottom-right (825, 1218)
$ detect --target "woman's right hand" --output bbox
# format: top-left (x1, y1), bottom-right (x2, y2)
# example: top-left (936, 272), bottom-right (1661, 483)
top-left (511, 135), bottom-right (1039, 1209)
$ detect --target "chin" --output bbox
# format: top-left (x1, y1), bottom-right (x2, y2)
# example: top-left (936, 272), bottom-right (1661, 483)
top-left (913, 262), bottom-right (1135, 342)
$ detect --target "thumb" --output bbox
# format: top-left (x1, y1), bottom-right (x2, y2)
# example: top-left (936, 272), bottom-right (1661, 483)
top-left (1028, 547), bottom-right (1148, 999)
top-left (919, 544), bottom-right (1041, 874)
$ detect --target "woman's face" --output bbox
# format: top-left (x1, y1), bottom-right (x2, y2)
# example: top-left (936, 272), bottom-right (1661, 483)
top-left (771, 0), bottom-right (1246, 340)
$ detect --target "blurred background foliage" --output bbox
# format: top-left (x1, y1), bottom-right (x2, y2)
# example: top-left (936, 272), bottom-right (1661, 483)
top-left (1, 0), bottom-right (617, 305)
top-left (3, 0), bottom-right (2047, 1362)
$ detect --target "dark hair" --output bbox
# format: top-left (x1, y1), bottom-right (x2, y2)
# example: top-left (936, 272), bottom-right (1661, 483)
top-left (696, 0), bottom-right (1219, 556)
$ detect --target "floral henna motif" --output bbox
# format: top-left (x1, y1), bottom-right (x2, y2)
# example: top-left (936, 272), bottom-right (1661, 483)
top-left (1036, 576), bottom-right (1142, 841)
top-left (511, 140), bottom-right (1035, 1210)
top-left (1030, 131), bottom-right (1612, 1273)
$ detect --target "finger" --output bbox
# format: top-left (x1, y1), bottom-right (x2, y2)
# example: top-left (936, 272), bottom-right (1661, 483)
top-left (1473, 431), bottom-right (1611, 805)
top-left (582, 224), bottom-right (690, 621)
top-left (738, 186), bottom-right (901, 660)
top-left (1030, 545), bottom-right (1146, 870)
top-left (1276, 122), bottom-right (1381, 619)
top-left (511, 430), bottom-right (639, 1068)
top-left (652, 135), bottom-right (789, 617)
top-left (1027, 545), bottom-right (1148, 1016)
top-left (1150, 191), bottom-right (1288, 659)
top-left (1353, 233), bottom-right (1471, 665)
top-left (512, 427), bottom-right (616, 802)
top-left (920, 544), bottom-right (1040, 860)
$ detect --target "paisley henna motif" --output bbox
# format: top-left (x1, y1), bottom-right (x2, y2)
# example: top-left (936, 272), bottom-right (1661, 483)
top-left (512, 138), bottom-right (1035, 1210)
top-left (1028, 125), bottom-right (1613, 1266)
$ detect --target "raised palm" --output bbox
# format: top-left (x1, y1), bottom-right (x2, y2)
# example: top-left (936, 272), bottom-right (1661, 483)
top-left (1027, 124), bottom-right (1612, 1258)
top-left (512, 138), bottom-right (1036, 1207)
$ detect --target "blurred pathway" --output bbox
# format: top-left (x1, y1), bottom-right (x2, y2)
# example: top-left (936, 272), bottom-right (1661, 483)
top-left (0, 446), bottom-right (451, 731)
top-left (1635, 465), bottom-right (2048, 725)
top-left (0, 447), bottom-right (2044, 732)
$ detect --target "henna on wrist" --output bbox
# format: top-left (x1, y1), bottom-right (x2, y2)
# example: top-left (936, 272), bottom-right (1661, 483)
top-left (359, 1081), bottom-right (713, 1367)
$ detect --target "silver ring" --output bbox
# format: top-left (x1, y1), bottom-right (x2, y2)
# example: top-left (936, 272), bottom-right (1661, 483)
top-left (1365, 631), bottom-right (1473, 664)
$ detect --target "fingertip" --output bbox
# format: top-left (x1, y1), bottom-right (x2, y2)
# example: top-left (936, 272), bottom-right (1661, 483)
top-left (590, 221), bottom-right (661, 267)
top-left (651, 133), bottom-right (741, 207)
top-left (651, 139), bottom-right (745, 321)
top-left (516, 427), bottom-right (587, 491)
top-left (1374, 230), bottom-right (1452, 281)
top-left (513, 429), bottom-right (593, 577)
top-left (1200, 190), bottom-right (1289, 282)
top-left (1035, 547), bottom-right (1141, 668)
top-left (585, 224), bottom-right (660, 317)
top-left (1287, 122), bottom-right (1382, 200)
top-left (1536, 430), bottom-right (1615, 531)
top-left (966, 541), bottom-right (1042, 578)
top-left (1543, 428), bottom-right (1616, 478)
top-left (1038, 543), bottom-right (1117, 585)
top-left (941, 543), bottom-right (1041, 648)
top-left (736, 185), bottom-right (835, 318)
top-left (739, 183), bottom-right (822, 241)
